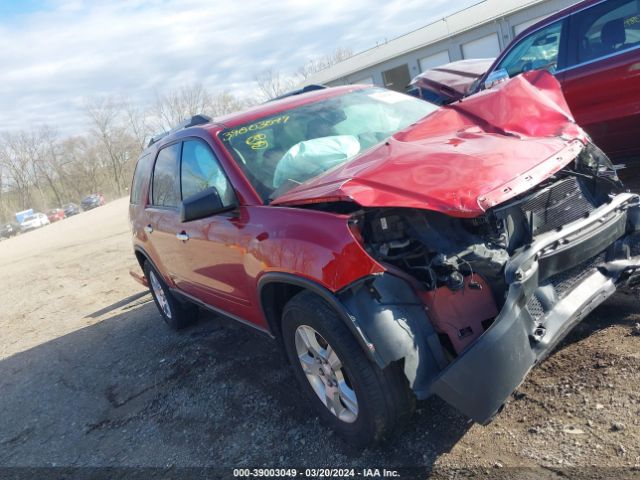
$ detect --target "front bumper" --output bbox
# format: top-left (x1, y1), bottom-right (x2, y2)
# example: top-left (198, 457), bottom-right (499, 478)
top-left (430, 192), bottom-right (640, 424)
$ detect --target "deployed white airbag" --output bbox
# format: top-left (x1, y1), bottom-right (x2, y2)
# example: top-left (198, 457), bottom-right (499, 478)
top-left (273, 135), bottom-right (361, 188)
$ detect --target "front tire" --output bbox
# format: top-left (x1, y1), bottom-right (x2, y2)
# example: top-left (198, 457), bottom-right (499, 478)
top-left (144, 261), bottom-right (197, 329)
top-left (281, 291), bottom-right (415, 447)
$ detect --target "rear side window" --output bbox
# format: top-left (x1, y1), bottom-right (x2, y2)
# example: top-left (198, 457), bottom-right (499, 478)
top-left (181, 140), bottom-right (235, 206)
top-left (572, 0), bottom-right (640, 64)
top-left (152, 143), bottom-right (181, 208)
top-left (130, 154), bottom-right (152, 205)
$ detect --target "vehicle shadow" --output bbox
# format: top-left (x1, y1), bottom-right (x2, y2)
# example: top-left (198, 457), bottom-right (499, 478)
top-left (0, 295), bottom-right (470, 469)
top-left (84, 291), bottom-right (150, 318)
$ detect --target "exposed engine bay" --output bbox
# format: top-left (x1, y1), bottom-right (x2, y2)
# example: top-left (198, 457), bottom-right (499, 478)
top-left (351, 143), bottom-right (625, 356)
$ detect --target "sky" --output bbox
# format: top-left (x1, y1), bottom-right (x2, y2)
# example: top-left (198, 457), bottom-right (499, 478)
top-left (0, 0), bottom-right (479, 135)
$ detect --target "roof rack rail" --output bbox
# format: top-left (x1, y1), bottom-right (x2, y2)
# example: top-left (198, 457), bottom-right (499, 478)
top-left (269, 84), bottom-right (328, 102)
top-left (147, 114), bottom-right (212, 147)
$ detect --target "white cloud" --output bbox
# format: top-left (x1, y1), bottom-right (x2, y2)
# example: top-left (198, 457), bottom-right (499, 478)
top-left (0, 0), bottom-right (477, 135)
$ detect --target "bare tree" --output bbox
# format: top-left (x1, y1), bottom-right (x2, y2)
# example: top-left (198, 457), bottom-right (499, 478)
top-left (85, 97), bottom-right (137, 196)
top-left (123, 99), bottom-right (153, 151)
top-left (150, 83), bottom-right (214, 132)
top-left (209, 90), bottom-right (250, 116)
top-left (58, 136), bottom-right (102, 197)
top-left (298, 46), bottom-right (354, 80)
top-left (0, 132), bottom-right (38, 209)
top-left (255, 68), bottom-right (299, 100)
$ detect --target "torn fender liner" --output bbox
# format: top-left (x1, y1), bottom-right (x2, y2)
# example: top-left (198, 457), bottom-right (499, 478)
top-left (272, 71), bottom-right (586, 217)
top-left (338, 273), bottom-right (447, 398)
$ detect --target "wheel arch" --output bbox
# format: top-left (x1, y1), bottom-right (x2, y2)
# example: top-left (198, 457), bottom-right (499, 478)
top-left (258, 272), bottom-right (450, 399)
top-left (133, 246), bottom-right (147, 271)
top-left (257, 273), bottom-right (376, 360)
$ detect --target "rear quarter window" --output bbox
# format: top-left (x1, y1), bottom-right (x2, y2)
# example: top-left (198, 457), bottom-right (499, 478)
top-left (130, 154), bottom-right (153, 205)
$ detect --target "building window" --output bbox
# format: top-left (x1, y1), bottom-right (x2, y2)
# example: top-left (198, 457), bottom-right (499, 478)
top-left (381, 64), bottom-right (411, 92)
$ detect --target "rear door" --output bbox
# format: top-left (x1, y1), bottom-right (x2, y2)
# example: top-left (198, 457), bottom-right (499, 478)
top-left (145, 142), bottom-right (183, 284)
top-left (562, 0), bottom-right (640, 158)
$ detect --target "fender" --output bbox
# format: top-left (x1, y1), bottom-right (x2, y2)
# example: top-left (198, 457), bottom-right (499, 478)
top-left (258, 272), bottom-right (448, 398)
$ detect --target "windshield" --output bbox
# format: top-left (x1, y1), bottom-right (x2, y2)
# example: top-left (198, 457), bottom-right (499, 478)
top-left (218, 88), bottom-right (437, 201)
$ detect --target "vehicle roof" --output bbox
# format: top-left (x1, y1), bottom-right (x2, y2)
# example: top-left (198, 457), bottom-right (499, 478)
top-left (206, 84), bottom-right (371, 132)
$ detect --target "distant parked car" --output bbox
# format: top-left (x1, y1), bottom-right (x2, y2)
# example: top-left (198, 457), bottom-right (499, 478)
top-left (471, 0), bottom-right (640, 160)
top-left (47, 208), bottom-right (66, 223)
top-left (81, 194), bottom-right (105, 211)
top-left (63, 203), bottom-right (80, 217)
top-left (406, 58), bottom-right (495, 105)
top-left (20, 213), bottom-right (50, 232)
top-left (0, 223), bottom-right (19, 239)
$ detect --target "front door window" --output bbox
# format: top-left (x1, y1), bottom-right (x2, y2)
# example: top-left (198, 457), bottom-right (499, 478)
top-left (497, 20), bottom-right (564, 77)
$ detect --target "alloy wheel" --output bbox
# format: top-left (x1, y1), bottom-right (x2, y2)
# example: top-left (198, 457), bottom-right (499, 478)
top-left (149, 270), bottom-right (172, 319)
top-left (294, 325), bottom-right (358, 423)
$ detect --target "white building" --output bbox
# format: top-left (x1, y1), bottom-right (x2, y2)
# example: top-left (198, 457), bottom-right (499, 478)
top-left (305, 0), bottom-right (578, 91)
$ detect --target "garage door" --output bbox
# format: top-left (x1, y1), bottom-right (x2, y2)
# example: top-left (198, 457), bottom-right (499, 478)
top-left (461, 33), bottom-right (501, 58)
top-left (418, 51), bottom-right (451, 72)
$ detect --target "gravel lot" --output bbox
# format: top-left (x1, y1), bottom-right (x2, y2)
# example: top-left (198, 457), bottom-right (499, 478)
top-left (1, 196), bottom-right (639, 476)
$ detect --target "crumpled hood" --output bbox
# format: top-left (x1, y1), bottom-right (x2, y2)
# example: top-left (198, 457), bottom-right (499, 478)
top-left (272, 71), bottom-right (587, 217)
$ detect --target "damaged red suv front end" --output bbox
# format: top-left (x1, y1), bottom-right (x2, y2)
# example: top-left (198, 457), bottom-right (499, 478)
top-left (267, 71), bottom-right (640, 424)
top-left (130, 71), bottom-right (640, 445)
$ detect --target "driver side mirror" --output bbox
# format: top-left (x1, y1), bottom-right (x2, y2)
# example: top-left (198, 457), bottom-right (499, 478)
top-left (180, 186), bottom-right (235, 222)
top-left (484, 68), bottom-right (510, 89)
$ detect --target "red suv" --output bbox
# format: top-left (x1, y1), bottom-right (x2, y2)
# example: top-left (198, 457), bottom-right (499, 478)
top-left (130, 73), bottom-right (640, 446)
top-left (474, 0), bottom-right (640, 160)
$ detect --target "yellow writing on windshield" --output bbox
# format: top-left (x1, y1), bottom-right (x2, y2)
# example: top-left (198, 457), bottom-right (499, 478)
top-left (625, 15), bottom-right (639, 27)
top-left (246, 133), bottom-right (269, 150)
top-left (222, 115), bottom-right (290, 142)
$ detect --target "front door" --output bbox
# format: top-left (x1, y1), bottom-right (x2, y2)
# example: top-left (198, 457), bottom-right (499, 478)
top-left (172, 139), bottom-right (254, 320)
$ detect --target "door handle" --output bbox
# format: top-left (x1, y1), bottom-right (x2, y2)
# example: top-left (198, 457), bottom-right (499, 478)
top-left (176, 232), bottom-right (189, 242)
top-left (144, 224), bottom-right (153, 234)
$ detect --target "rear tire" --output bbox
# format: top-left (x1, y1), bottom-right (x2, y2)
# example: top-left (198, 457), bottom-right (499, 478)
top-left (281, 290), bottom-right (415, 447)
top-left (144, 261), bottom-right (197, 329)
